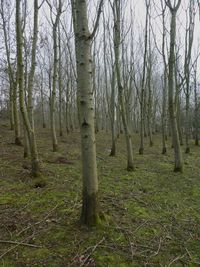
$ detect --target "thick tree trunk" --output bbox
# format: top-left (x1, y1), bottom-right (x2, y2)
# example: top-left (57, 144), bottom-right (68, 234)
top-left (71, 0), bottom-right (100, 226)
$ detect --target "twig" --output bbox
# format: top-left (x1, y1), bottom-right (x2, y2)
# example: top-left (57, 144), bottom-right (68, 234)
top-left (149, 237), bottom-right (162, 257)
top-left (0, 240), bottom-right (42, 248)
top-left (0, 234), bottom-right (38, 260)
top-left (16, 203), bottom-right (59, 236)
top-left (167, 254), bottom-right (186, 267)
top-left (80, 237), bottom-right (105, 266)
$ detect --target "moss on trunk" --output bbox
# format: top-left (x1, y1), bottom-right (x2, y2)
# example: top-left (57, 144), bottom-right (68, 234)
top-left (80, 191), bottom-right (100, 227)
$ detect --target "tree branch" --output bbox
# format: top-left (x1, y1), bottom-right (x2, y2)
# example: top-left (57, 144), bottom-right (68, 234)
top-left (89, 0), bottom-right (104, 40)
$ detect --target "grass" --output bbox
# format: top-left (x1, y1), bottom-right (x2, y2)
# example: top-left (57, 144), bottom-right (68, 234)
top-left (0, 121), bottom-right (200, 266)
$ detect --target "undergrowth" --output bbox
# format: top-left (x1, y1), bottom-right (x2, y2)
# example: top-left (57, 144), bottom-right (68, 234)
top-left (0, 122), bottom-right (200, 266)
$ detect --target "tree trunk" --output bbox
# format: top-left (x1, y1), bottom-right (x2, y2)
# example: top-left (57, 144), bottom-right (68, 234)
top-left (16, 0), bottom-right (40, 177)
top-left (167, 1), bottom-right (183, 172)
top-left (114, 0), bottom-right (134, 171)
top-left (50, 2), bottom-right (61, 151)
top-left (71, 0), bottom-right (101, 226)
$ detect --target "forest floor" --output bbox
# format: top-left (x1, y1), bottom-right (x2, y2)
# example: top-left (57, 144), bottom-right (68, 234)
top-left (0, 121), bottom-right (200, 267)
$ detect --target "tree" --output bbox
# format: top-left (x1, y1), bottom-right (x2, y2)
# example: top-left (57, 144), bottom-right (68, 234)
top-left (183, 0), bottom-right (195, 153)
top-left (113, 0), bottom-right (134, 171)
top-left (71, 0), bottom-right (103, 226)
top-left (161, 1), bottom-right (168, 155)
top-left (166, 0), bottom-right (183, 172)
top-left (16, 0), bottom-right (40, 177)
top-left (193, 61), bottom-right (199, 146)
top-left (0, 0), bottom-right (22, 145)
top-left (46, 0), bottom-right (62, 152)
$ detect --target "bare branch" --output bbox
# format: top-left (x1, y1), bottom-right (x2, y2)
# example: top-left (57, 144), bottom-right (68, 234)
top-left (89, 0), bottom-right (104, 40)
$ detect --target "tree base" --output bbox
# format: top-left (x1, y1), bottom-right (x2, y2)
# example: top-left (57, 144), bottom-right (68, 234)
top-left (139, 147), bottom-right (144, 155)
top-left (185, 147), bottom-right (190, 154)
top-left (53, 143), bottom-right (58, 152)
top-left (109, 145), bottom-right (116, 157)
top-left (162, 147), bottom-right (167, 155)
top-left (33, 177), bottom-right (47, 188)
top-left (31, 160), bottom-right (41, 177)
top-left (149, 141), bottom-right (153, 147)
top-left (174, 166), bottom-right (183, 173)
top-left (80, 192), bottom-right (100, 227)
top-left (24, 151), bottom-right (28, 158)
top-left (127, 165), bottom-right (134, 172)
top-left (195, 139), bottom-right (199, 146)
top-left (15, 137), bottom-right (23, 146)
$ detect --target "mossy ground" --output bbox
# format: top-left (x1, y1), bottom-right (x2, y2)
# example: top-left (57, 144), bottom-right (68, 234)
top-left (0, 122), bottom-right (200, 266)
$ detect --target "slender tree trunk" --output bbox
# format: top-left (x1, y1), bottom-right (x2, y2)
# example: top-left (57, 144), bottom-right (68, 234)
top-left (50, 2), bottom-right (61, 151)
top-left (16, 0), bottom-right (40, 177)
top-left (161, 73), bottom-right (167, 154)
top-left (110, 69), bottom-right (116, 156)
top-left (40, 79), bottom-right (46, 128)
top-left (58, 23), bottom-right (63, 137)
top-left (194, 65), bottom-right (199, 145)
top-left (161, 2), bottom-right (167, 154)
top-left (185, 92), bottom-right (190, 153)
top-left (13, 81), bottom-right (22, 145)
top-left (9, 87), bottom-right (14, 130)
top-left (114, 0), bottom-right (134, 171)
top-left (167, 0), bottom-right (183, 172)
top-left (139, 0), bottom-right (149, 154)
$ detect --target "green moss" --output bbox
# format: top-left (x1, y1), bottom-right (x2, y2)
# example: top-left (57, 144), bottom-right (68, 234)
top-left (95, 253), bottom-right (132, 267)
top-left (32, 177), bottom-right (47, 188)
top-left (0, 259), bottom-right (16, 267)
top-left (0, 192), bottom-right (16, 204)
top-left (1, 125), bottom-right (200, 266)
top-left (192, 188), bottom-right (200, 197)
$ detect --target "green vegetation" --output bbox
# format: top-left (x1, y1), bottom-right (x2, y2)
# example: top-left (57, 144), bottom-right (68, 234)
top-left (1, 122), bottom-right (200, 266)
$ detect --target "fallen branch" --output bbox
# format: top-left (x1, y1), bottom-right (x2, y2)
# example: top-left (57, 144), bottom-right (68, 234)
top-left (0, 234), bottom-right (39, 260)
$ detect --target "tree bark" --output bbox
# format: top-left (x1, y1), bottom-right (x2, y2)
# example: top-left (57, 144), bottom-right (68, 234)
top-left (71, 0), bottom-right (102, 226)
top-left (113, 0), bottom-right (134, 170)
top-left (166, 0), bottom-right (183, 172)
top-left (16, 0), bottom-right (40, 177)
